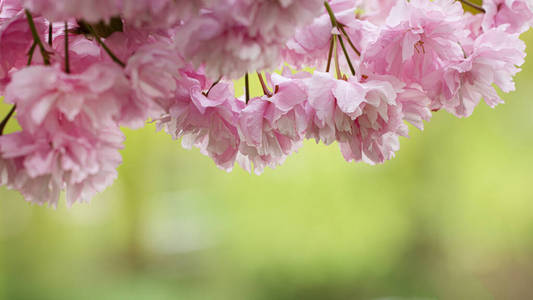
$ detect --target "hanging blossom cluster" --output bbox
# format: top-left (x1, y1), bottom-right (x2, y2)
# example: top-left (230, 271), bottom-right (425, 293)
top-left (0, 0), bottom-right (531, 206)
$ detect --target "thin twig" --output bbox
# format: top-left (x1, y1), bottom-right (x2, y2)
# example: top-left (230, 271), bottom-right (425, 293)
top-left (82, 21), bottom-right (126, 67)
top-left (48, 23), bottom-right (53, 46)
top-left (333, 36), bottom-right (342, 80)
top-left (337, 35), bottom-right (356, 76)
top-left (326, 36), bottom-right (334, 73)
top-left (25, 9), bottom-right (50, 65)
top-left (27, 42), bottom-right (37, 66)
top-left (205, 77), bottom-right (222, 96)
top-left (256, 72), bottom-right (273, 97)
top-left (324, 2), bottom-right (356, 78)
top-left (338, 24), bottom-right (361, 56)
top-left (245, 73), bottom-right (250, 104)
top-left (324, 1), bottom-right (338, 27)
top-left (64, 22), bottom-right (70, 73)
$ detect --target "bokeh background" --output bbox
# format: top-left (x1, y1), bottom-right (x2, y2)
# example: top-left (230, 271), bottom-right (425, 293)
top-left (1, 18), bottom-right (533, 300)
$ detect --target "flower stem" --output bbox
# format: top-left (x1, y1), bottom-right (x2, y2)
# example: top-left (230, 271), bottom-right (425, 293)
top-left (324, 2), bottom-right (356, 77)
top-left (25, 9), bottom-right (50, 65)
top-left (64, 22), bottom-right (70, 74)
top-left (326, 36), bottom-right (334, 73)
top-left (27, 42), bottom-right (37, 66)
top-left (245, 73), bottom-right (250, 104)
top-left (337, 35), bottom-right (356, 76)
top-left (48, 23), bottom-right (53, 46)
top-left (324, 1), bottom-right (338, 27)
top-left (82, 21), bottom-right (126, 67)
top-left (338, 24), bottom-right (360, 56)
top-left (205, 77), bottom-right (222, 96)
top-left (256, 72), bottom-right (273, 97)
top-left (458, 0), bottom-right (485, 13)
top-left (333, 36), bottom-right (342, 79)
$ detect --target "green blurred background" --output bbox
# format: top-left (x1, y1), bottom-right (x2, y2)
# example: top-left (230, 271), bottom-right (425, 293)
top-left (1, 27), bottom-right (533, 300)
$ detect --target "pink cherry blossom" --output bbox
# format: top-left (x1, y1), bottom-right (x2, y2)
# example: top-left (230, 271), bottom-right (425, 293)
top-left (0, 0), bottom-right (532, 205)
top-left (175, 0), bottom-right (323, 79)
top-left (238, 73), bottom-right (308, 174)
top-left (5, 63), bottom-right (151, 131)
top-left (22, 0), bottom-right (215, 27)
top-left (359, 0), bottom-right (398, 25)
top-left (1, 64), bottom-right (128, 206)
top-left (102, 23), bottom-right (172, 65)
top-left (0, 0), bottom-right (23, 18)
top-left (21, 0), bottom-right (121, 23)
top-left (50, 24), bottom-right (105, 74)
top-left (282, 0), bottom-right (375, 70)
top-left (0, 7), bottom-right (47, 87)
top-left (158, 62), bottom-right (243, 171)
top-left (482, 0), bottom-right (533, 34)
top-left (303, 72), bottom-right (358, 145)
top-left (463, 12), bottom-right (484, 40)
top-left (120, 0), bottom-right (214, 29)
top-left (341, 78), bottom-right (408, 164)
top-left (397, 83), bottom-right (432, 130)
top-left (125, 42), bottom-right (183, 114)
top-left (432, 27), bottom-right (526, 117)
top-left (302, 72), bottom-right (408, 164)
top-left (0, 124), bottom-right (124, 207)
top-left (361, 0), bottom-right (466, 85)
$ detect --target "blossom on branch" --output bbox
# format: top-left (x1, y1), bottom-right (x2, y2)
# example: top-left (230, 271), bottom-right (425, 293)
top-left (0, 0), bottom-right (531, 206)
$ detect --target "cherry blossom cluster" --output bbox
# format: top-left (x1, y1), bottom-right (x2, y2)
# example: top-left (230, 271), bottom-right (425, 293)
top-left (0, 0), bottom-right (531, 206)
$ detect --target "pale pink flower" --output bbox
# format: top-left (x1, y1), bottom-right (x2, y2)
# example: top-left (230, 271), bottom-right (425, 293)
top-left (22, 0), bottom-right (214, 25)
top-left (50, 20), bottom-right (167, 74)
top-left (1, 64), bottom-right (128, 206)
top-left (303, 72), bottom-right (408, 164)
top-left (338, 78), bottom-right (408, 164)
top-left (432, 27), bottom-right (526, 117)
top-left (397, 83), bottom-right (432, 130)
top-left (0, 8), bottom-right (47, 87)
top-left (482, 0), bottom-right (533, 34)
top-left (282, 0), bottom-right (376, 70)
top-left (120, 0), bottom-right (212, 29)
top-left (463, 12), bottom-right (484, 40)
top-left (0, 0), bottom-right (23, 18)
top-left (50, 25), bottom-right (105, 74)
top-left (22, 0), bottom-right (122, 22)
top-left (359, 0), bottom-right (398, 25)
top-left (361, 0), bottom-right (466, 85)
top-left (125, 42), bottom-right (183, 115)
top-left (303, 72), bottom-right (361, 145)
top-left (245, 0), bottom-right (323, 42)
top-left (175, 0), bottom-right (322, 79)
top-left (0, 125), bottom-right (124, 207)
top-left (102, 23), bottom-right (171, 65)
top-left (0, 0), bottom-right (531, 205)
top-left (159, 63), bottom-right (243, 171)
top-left (175, 9), bottom-right (277, 80)
top-left (5, 64), bottom-right (148, 131)
top-left (238, 73), bottom-right (308, 174)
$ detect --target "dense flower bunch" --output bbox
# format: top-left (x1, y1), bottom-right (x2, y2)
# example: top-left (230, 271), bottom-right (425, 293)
top-left (0, 0), bottom-right (531, 206)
